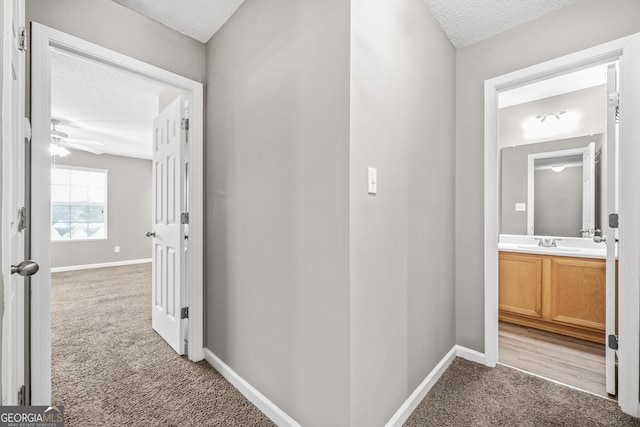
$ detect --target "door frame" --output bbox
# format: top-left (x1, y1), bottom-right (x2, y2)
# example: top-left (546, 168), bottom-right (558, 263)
top-left (29, 23), bottom-right (205, 405)
top-left (1, 0), bottom-right (26, 406)
top-left (525, 145), bottom-right (594, 237)
top-left (484, 33), bottom-right (640, 416)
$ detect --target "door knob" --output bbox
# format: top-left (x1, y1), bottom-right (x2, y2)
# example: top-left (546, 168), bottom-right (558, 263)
top-left (11, 260), bottom-right (39, 277)
top-left (145, 231), bottom-right (156, 237)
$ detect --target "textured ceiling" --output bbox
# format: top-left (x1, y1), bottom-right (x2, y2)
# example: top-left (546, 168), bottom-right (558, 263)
top-left (51, 48), bottom-right (171, 159)
top-left (113, 0), bottom-right (245, 43)
top-left (424, 0), bottom-right (579, 48)
top-left (111, 0), bottom-right (577, 48)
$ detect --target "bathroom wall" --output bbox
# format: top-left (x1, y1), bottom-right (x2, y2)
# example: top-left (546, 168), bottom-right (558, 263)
top-left (501, 135), bottom-right (597, 235)
top-left (455, 0), bottom-right (640, 351)
top-left (534, 166), bottom-right (583, 237)
top-left (499, 85), bottom-right (607, 148)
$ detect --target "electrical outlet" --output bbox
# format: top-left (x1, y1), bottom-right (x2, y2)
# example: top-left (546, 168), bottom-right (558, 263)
top-left (114, 246), bottom-right (120, 253)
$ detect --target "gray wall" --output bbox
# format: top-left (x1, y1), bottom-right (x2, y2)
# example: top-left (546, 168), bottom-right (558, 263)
top-left (26, 0), bottom-right (205, 83)
top-left (455, 0), bottom-right (640, 351)
top-left (206, 0), bottom-right (351, 426)
top-left (50, 151), bottom-right (152, 268)
top-left (501, 136), bottom-right (595, 235)
top-left (534, 166), bottom-right (583, 237)
top-left (349, 0), bottom-right (455, 425)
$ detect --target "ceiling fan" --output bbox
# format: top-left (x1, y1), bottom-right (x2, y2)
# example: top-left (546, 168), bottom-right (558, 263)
top-left (51, 119), bottom-right (104, 156)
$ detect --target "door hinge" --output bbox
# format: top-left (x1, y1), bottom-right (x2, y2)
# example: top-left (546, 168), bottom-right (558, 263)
top-left (609, 91), bottom-right (620, 123)
top-left (181, 212), bottom-right (189, 225)
top-left (609, 213), bottom-right (619, 229)
top-left (18, 385), bottom-right (26, 406)
top-left (608, 334), bottom-right (619, 351)
top-left (608, 92), bottom-right (620, 109)
top-left (184, 338), bottom-right (189, 355)
top-left (18, 207), bottom-right (27, 232)
top-left (181, 118), bottom-right (189, 131)
top-left (18, 27), bottom-right (27, 52)
top-left (181, 307), bottom-right (189, 319)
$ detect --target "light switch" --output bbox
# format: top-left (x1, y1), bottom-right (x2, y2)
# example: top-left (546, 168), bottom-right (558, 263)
top-left (368, 167), bottom-right (377, 194)
top-left (515, 203), bottom-right (526, 212)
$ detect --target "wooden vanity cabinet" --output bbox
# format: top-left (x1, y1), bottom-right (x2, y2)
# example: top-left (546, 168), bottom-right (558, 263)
top-left (499, 251), bottom-right (610, 344)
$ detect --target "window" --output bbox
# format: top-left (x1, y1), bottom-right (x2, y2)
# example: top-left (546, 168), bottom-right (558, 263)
top-left (51, 166), bottom-right (107, 241)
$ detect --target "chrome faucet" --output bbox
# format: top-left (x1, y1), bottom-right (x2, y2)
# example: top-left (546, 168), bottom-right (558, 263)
top-left (535, 237), bottom-right (561, 247)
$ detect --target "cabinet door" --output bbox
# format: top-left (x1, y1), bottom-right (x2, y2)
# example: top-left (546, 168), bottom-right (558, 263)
top-left (550, 257), bottom-right (605, 331)
top-left (499, 253), bottom-right (543, 319)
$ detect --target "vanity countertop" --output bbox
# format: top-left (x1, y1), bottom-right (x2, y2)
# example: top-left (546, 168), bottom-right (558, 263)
top-left (498, 234), bottom-right (609, 259)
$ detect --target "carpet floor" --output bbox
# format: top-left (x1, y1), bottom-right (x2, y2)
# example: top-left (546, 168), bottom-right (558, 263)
top-left (52, 264), bottom-right (640, 426)
top-left (405, 358), bottom-right (640, 426)
top-left (51, 264), bottom-right (274, 427)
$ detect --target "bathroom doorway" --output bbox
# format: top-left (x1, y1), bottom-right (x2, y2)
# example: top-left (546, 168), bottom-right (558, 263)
top-left (495, 62), bottom-right (618, 398)
top-left (484, 34), bottom-right (640, 417)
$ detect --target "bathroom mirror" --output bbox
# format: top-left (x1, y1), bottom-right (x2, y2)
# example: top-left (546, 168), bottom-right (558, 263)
top-left (501, 135), bottom-right (602, 238)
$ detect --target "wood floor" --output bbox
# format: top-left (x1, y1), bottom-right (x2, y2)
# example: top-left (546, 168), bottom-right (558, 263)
top-left (499, 321), bottom-right (610, 398)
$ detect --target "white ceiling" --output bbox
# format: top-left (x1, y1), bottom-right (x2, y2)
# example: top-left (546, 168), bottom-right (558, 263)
top-left (109, 0), bottom-right (581, 49)
top-left (113, 0), bottom-right (246, 43)
top-left (424, 0), bottom-right (579, 48)
top-left (51, 48), bottom-right (171, 159)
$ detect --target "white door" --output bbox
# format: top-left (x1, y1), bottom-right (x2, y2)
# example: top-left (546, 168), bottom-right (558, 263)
top-left (151, 96), bottom-right (188, 355)
top-left (604, 63), bottom-right (619, 396)
top-left (2, 0), bottom-right (30, 405)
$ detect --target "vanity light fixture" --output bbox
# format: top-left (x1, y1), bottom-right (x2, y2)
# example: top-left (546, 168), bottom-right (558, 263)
top-left (523, 110), bottom-right (580, 139)
top-left (535, 110), bottom-right (566, 122)
top-left (551, 164), bottom-right (566, 172)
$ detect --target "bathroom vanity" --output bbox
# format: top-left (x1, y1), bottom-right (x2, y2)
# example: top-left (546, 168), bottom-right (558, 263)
top-left (498, 236), bottom-right (614, 344)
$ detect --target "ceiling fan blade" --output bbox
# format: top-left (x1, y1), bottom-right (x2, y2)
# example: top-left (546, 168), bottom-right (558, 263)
top-left (63, 142), bottom-right (104, 155)
top-left (51, 129), bottom-right (69, 139)
top-left (64, 138), bottom-right (104, 146)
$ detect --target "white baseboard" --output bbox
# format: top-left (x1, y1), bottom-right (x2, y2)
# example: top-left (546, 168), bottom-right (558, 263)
top-left (455, 345), bottom-right (486, 365)
top-left (204, 349), bottom-right (301, 427)
top-left (50, 258), bottom-right (152, 273)
top-left (385, 346), bottom-right (458, 427)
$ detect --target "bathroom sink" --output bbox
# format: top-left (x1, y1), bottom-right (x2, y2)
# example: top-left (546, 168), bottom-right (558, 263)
top-left (517, 244), bottom-right (580, 252)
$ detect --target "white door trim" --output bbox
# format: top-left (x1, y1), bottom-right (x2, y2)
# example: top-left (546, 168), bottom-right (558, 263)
top-left (30, 23), bottom-right (205, 405)
top-left (484, 33), bottom-right (640, 416)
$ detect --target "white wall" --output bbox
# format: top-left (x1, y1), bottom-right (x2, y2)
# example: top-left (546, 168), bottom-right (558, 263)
top-left (455, 0), bottom-right (640, 351)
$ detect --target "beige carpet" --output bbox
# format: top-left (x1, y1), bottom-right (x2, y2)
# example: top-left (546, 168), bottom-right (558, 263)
top-left (51, 264), bottom-right (274, 427)
top-left (405, 358), bottom-right (640, 426)
top-left (52, 264), bottom-right (640, 426)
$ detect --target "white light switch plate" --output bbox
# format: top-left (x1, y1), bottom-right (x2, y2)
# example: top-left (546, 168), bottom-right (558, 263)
top-left (368, 167), bottom-right (377, 194)
top-left (515, 203), bottom-right (526, 212)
